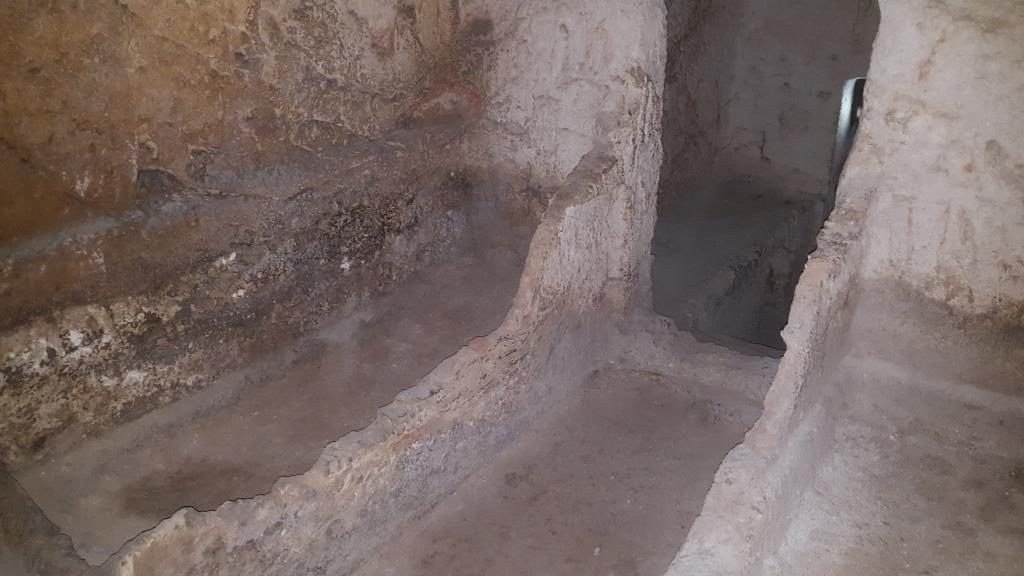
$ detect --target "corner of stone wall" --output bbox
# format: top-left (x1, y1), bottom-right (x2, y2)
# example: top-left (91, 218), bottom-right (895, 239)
top-left (100, 115), bottom-right (662, 572)
top-left (665, 129), bottom-right (879, 576)
top-left (1, 1), bottom-right (670, 572)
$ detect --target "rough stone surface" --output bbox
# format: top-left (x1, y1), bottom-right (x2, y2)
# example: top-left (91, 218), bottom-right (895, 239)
top-left (654, 168), bottom-right (827, 349)
top-left (100, 135), bottom-right (662, 574)
top-left (764, 283), bottom-right (1024, 576)
top-left (15, 193), bottom-right (539, 565)
top-left (0, 0), bottom-right (463, 243)
top-left (669, 1), bottom-right (1024, 574)
top-left (0, 1), bottom-right (496, 466)
top-left (0, 139), bottom-right (504, 466)
top-left (0, 468), bottom-right (88, 576)
top-left (718, 0), bottom-right (880, 191)
top-left (860, 0), bottom-right (1024, 320)
top-left (654, 0), bottom-right (878, 347)
top-left (2, 0), bottom-right (667, 570)
top-left (661, 0), bottom-right (879, 195)
top-left (354, 333), bottom-right (775, 576)
top-left (4, 0), bottom-right (1022, 574)
top-left (0, 0), bottom-right (669, 568)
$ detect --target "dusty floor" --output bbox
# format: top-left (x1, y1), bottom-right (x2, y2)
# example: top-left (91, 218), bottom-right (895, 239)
top-left (355, 359), bottom-right (769, 576)
top-left (11, 200), bottom-right (536, 565)
top-left (766, 288), bottom-right (1024, 575)
top-left (653, 162), bottom-right (824, 349)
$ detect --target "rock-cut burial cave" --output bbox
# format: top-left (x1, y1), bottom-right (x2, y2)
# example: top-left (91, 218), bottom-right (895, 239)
top-left (1, 1), bottom-right (1022, 575)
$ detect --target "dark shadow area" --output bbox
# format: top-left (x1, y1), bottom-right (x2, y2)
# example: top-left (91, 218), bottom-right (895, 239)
top-left (654, 0), bottom-right (880, 349)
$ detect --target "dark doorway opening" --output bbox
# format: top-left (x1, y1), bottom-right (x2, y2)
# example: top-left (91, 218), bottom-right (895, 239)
top-left (654, 0), bottom-right (880, 349)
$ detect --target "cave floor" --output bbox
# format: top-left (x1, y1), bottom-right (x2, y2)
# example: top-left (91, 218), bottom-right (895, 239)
top-left (769, 364), bottom-right (1024, 576)
top-left (12, 201), bottom-right (537, 566)
top-left (766, 290), bottom-right (1024, 576)
top-left (355, 363), bottom-right (766, 576)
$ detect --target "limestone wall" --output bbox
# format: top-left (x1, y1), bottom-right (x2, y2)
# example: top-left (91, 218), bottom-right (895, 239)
top-left (661, 0), bottom-right (878, 197)
top-left (667, 1), bottom-right (1024, 574)
top-left (0, 0), bottom-right (486, 466)
top-left (0, 0), bottom-right (460, 243)
top-left (0, 0), bottom-right (668, 573)
top-left (458, 0), bottom-right (666, 307)
top-left (720, 0), bottom-right (879, 192)
top-left (661, 0), bottom-right (743, 191)
top-left (859, 0), bottom-right (1024, 321)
